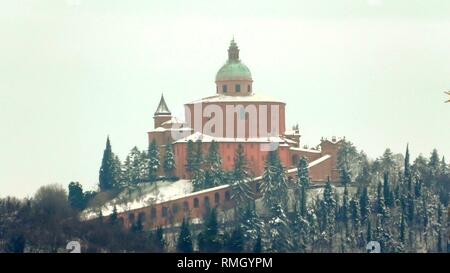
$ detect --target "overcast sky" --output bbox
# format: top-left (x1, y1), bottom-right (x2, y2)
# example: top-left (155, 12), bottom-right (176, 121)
top-left (1, 0), bottom-right (449, 198)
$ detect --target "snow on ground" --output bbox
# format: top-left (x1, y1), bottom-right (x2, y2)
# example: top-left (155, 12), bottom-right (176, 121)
top-left (82, 180), bottom-right (192, 220)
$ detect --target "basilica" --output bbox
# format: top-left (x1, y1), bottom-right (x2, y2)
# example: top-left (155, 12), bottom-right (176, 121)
top-left (105, 40), bottom-right (343, 229)
top-left (148, 39), bottom-right (342, 182)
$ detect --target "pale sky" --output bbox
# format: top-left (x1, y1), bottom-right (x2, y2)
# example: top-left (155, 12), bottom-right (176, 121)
top-left (1, 0), bottom-right (449, 198)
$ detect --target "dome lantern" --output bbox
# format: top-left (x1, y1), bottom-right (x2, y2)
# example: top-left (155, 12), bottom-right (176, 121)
top-left (215, 39), bottom-right (253, 96)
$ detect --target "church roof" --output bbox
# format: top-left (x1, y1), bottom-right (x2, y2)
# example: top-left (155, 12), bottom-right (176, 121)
top-left (174, 131), bottom-right (291, 144)
top-left (155, 94), bottom-right (171, 116)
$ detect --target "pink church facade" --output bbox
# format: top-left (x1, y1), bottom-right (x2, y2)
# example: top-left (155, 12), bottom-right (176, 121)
top-left (148, 39), bottom-right (342, 183)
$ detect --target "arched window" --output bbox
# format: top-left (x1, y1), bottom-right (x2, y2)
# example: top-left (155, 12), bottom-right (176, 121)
top-left (151, 207), bottom-right (157, 218)
top-left (247, 85), bottom-right (251, 92)
top-left (138, 212), bottom-right (146, 222)
top-left (172, 203), bottom-right (179, 215)
top-left (204, 196), bottom-right (210, 208)
top-left (214, 192), bottom-right (220, 204)
top-left (225, 191), bottom-right (231, 201)
top-left (162, 207), bottom-right (168, 217)
top-left (193, 198), bottom-right (199, 208)
top-left (235, 84), bottom-right (241, 92)
top-left (222, 85), bottom-right (227, 93)
top-left (292, 155), bottom-right (299, 165)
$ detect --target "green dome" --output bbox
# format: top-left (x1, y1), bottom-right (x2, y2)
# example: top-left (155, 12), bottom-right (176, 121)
top-left (215, 61), bottom-right (252, 82)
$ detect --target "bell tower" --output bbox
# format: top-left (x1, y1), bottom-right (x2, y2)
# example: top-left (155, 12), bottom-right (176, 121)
top-left (154, 94), bottom-right (172, 128)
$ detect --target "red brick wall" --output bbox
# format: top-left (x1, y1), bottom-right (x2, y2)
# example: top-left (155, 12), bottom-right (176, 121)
top-left (117, 186), bottom-right (235, 229)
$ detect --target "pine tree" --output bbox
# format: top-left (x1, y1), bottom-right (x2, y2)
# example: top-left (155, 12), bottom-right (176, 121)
top-left (198, 208), bottom-right (221, 252)
top-left (253, 234), bottom-right (262, 253)
top-left (261, 150), bottom-right (289, 211)
top-left (68, 182), bottom-right (85, 210)
top-left (177, 218), bottom-right (193, 253)
top-left (123, 146), bottom-right (146, 185)
top-left (240, 205), bottom-right (263, 244)
top-left (99, 136), bottom-right (121, 191)
top-left (205, 141), bottom-right (224, 188)
top-left (355, 155), bottom-right (371, 190)
top-left (185, 140), bottom-right (195, 176)
top-left (163, 143), bottom-right (176, 179)
top-left (150, 226), bottom-right (165, 252)
top-left (340, 167), bottom-right (352, 187)
top-left (436, 203), bottom-right (443, 252)
top-left (192, 140), bottom-right (205, 191)
top-left (297, 157), bottom-right (310, 217)
top-left (341, 184), bottom-right (350, 233)
top-left (110, 205), bottom-right (119, 225)
top-left (428, 149), bottom-right (440, 178)
top-left (381, 148), bottom-right (396, 176)
top-left (350, 198), bottom-right (361, 233)
top-left (399, 211), bottom-right (406, 245)
top-left (321, 181), bottom-right (337, 250)
top-left (267, 203), bottom-right (292, 252)
top-left (225, 226), bottom-right (245, 253)
top-left (376, 181), bottom-right (387, 219)
top-left (148, 139), bottom-right (160, 182)
top-left (231, 144), bottom-right (254, 212)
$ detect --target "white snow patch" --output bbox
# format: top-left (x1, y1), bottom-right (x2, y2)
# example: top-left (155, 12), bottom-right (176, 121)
top-left (81, 180), bottom-right (192, 220)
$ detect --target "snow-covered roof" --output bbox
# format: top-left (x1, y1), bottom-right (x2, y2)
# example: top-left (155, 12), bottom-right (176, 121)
top-left (285, 154), bottom-right (332, 175)
top-left (186, 93), bottom-right (285, 104)
top-left (290, 147), bottom-right (321, 154)
top-left (174, 131), bottom-right (292, 144)
top-left (149, 127), bottom-right (193, 133)
top-left (284, 130), bottom-right (301, 136)
top-left (83, 155), bottom-right (333, 220)
top-left (82, 180), bottom-right (193, 220)
top-left (161, 117), bottom-right (185, 126)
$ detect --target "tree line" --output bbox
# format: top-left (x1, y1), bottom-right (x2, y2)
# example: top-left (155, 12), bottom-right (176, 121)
top-left (0, 139), bottom-right (448, 252)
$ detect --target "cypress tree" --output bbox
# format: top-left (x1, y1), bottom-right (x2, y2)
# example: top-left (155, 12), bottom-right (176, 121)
top-left (297, 157), bottom-right (310, 217)
top-left (359, 186), bottom-right (370, 222)
top-left (231, 144), bottom-right (254, 211)
top-left (366, 220), bottom-right (372, 243)
top-left (399, 211), bottom-right (406, 245)
top-left (110, 205), bottom-right (119, 226)
top-left (99, 136), bottom-right (120, 191)
top-left (185, 140), bottom-right (195, 176)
